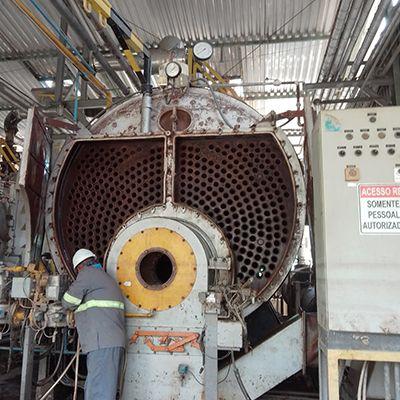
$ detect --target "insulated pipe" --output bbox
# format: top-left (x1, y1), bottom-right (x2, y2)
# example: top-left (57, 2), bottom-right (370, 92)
top-left (348, 0), bottom-right (392, 80)
top-left (140, 56), bottom-right (152, 133)
top-left (384, 362), bottom-right (392, 400)
top-left (318, 0), bottom-right (353, 82)
top-left (358, 5), bottom-right (400, 97)
top-left (394, 363), bottom-right (400, 400)
top-left (140, 93), bottom-right (152, 133)
top-left (328, 0), bottom-right (370, 80)
top-left (55, 17), bottom-right (68, 106)
top-left (335, 0), bottom-right (375, 80)
top-left (68, 0), bottom-right (141, 90)
top-left (364, 6), bottom-right (400, 77)
top-left (52, 0), bottom-right (130, 96)
top-left (86, 12), bottom-right (142, 90)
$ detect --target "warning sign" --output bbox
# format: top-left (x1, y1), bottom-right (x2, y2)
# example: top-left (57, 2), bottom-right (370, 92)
top-left (358, 184), bottom-right (400, 234)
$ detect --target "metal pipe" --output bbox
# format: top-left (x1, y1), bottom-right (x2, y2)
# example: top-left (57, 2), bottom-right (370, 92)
top-left (13, 0), bottom-right (111, 104)
top-left (67, 0), bottom-right (99, 44)
top-left (314, 95), bottom-right (387, 105)
top-left (125, 312), bottom-right (153, 318)
top-left (212, 80), bottom-right (298, 88)
top-left (328, 0), bottom-right (365, 80)
top-left (86, 11), bottom-right (141, 90)
top-left (211, 78), bottom-right (394, 91)
top-left (54, 17), bottom-right (68, 107)
top-left (384, 362), bottom-right (392, 400)
top-left (395, 363), bottom-right (400, 400)
top-left (358, 5), bottom-right (400, 98)
top-left (318, 0), bottom-right (353, 82)
top-left (382, 40), bottom-right (400, 76)
top-left (140, 56), bottom-right (152, 133)
top-left (52, 0), bottom-right (130, 96)
top-left (140, 93), bottom-right (152, 133)
top-left (335, 0), bottom-right (375, 79)
top-left (143, 55), bottom-right (152, 93)
top-left (348, 0), bottom-right (392, 80)
top-left (362, 6), bottom-right (400, 77)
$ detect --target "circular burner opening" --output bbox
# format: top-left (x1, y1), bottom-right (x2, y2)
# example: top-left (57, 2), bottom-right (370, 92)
top-left (137, 249), bottom-right (175, 289)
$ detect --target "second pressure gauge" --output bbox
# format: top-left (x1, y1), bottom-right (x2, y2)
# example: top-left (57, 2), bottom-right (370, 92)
top-left (165, 61), bottom-right (182, 79)
top-left (193, 41), bottom-right (213, 61)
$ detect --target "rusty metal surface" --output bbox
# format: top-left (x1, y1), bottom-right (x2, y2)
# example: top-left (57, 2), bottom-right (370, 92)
top-left (174, 135), bottom-right (296, 294)
top-left (90, 87), bottom-right (261, 136)
top-left (48, 87), bottom-right (305, 298)
top-left (54, 138), bottom-right (164, 268)
top-left (18, 107), bottom-right (51, 262)
top-left (159, 108), bottom-right (192, 132)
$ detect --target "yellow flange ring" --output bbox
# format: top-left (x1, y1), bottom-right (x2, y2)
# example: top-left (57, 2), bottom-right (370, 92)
top-left (116, 227), bottom-right (197, 311)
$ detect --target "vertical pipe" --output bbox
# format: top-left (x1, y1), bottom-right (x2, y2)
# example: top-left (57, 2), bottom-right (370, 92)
top-left (141, 56), bottom-right (152, 133)
top-left (204, 311), bottom-right (218, 400)
top-left (55, 17), bottom-right (68, 109)
top-left (140, 93), bottom-right (152, 133)
top-left (52, 0), bottom-right (130, 96)
top-left (384, 362), bottom-right (392, 400)
top-left (73, 74), bottom-right (80, 122)
top-left (19, 327), bottom-right (35, 400)
top-left (394, 363), bottom-right (400, 400)
top-left (393, 56), bottom-right (400, 106)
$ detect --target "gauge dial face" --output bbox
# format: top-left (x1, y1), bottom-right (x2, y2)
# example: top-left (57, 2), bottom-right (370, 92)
top-left (165, 61), bottom-right (182, 79)
top-left (193, 41), bottom-right (213, 61)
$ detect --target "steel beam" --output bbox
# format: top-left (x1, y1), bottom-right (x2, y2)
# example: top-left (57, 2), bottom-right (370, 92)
top-left (181, 33), bottom-right (330, 49)
top-left (304, 78), bottom-right (393, 91)
top-left (20, 327), bottom-right (35, 400)
top-left (52, 0), bottom-right (130, 96)
top-left (204, 306), bottom-right (218, 400)
top-left (348, 0), bottom-right (392, 80)
top-left (55, 18), bottom-right (68, 107)
top-left (0, 49), bottom-right (58, 62)
top-left (244, 92), bottom-right (297, 100)
top-left (393, 55), bottom-right (400, 105)
top-left (64, 97), bottom-right (124, 109)
top-left (314, 96), bottom-right (387, 105)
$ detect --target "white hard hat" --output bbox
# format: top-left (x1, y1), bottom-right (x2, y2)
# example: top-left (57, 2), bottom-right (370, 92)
top-left (72, 249), bottom-right (96, 269)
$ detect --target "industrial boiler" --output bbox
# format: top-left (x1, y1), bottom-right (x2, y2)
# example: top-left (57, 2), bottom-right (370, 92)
top-left (0, 82), bottom-right (309, 400)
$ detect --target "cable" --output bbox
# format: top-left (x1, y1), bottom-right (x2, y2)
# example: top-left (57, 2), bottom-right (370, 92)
top-left (223, 0), bottom-right (319, 77)
top-left (38, 353), bottom-right (78, 400)
top-left (187, 369), bottom-right (204, 386)
top-left (117, 16), bottom-right (161, 41)
top-left (36, 330), bottom-right (65, 386)
top-left (218, 362), bottom-right (231, 384)
top-left (73, 340), bottom-right (80, 400)
top-left (187, 363), bottom-right (231, 386)
top-left (204, 351), bottom-right (232, 361)
top-left (1, 323), bottom-right (10, 336)
top-left (357, 361), bottom-right (368, 400)
top-left (230, 351), bottom-right (251, 400)
top-left (362, 362), bottom-right (368, 400)
top-left (191, 78), bottom-right (234, 129)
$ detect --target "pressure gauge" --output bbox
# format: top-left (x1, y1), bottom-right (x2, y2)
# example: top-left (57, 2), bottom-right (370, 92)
top-left (193, 41), bottom-right (213, 61)
top-left (165, 61), bottom-right (182, 79)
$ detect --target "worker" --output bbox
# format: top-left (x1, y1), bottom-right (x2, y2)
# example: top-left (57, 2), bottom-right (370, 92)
top-left (62, 248), bottom-right (126, 400)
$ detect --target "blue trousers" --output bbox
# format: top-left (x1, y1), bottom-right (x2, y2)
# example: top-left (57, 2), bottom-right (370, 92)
top-left (85, 347), bottom-right (124, 400)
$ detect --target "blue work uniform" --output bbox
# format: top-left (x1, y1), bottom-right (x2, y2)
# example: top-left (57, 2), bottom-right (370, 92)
top-left (62, 266), bottom-right (126, 400)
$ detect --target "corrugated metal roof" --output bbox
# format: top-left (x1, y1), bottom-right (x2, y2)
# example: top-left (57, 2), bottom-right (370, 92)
top-left (111, 0), bottom-right (338, 45)
top-left (0, 0), bottom-right (342, 120)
